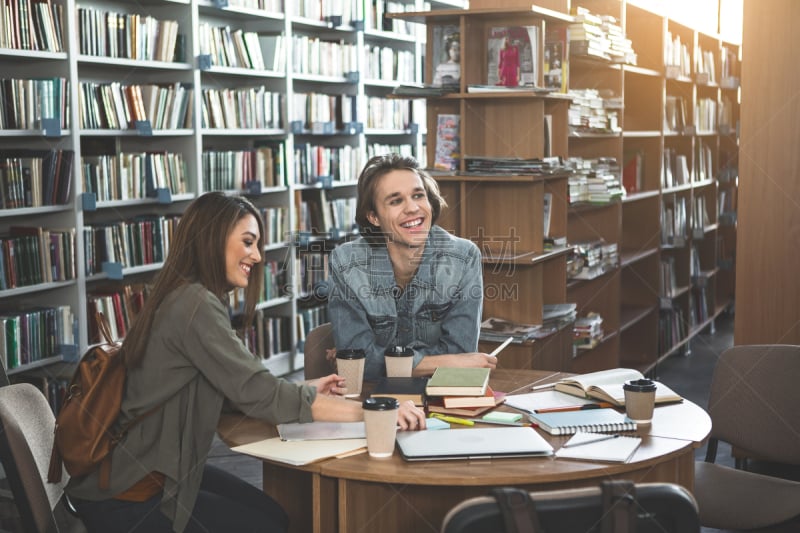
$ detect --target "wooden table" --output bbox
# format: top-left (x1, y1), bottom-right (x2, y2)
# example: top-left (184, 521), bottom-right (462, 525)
top-left (218, 369), bottom-right (711, 533)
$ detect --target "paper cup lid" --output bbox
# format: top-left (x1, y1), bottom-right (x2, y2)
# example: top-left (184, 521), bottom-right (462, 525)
top-left (623, 379), bottom-right (657, 392)
top-left (336, 349), bottom-right (366, 360)
top-left (362, 397), bottom-right (399, 411)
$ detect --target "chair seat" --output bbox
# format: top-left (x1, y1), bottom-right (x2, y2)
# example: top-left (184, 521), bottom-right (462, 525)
top-left (694, 461), bottom-right (800, 529)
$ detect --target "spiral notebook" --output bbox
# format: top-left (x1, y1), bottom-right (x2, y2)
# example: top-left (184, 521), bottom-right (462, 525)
top-left (529, 408), bottom-right (637, 435)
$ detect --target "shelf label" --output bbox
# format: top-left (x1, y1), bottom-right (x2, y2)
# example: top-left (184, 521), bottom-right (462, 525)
top-left (80, 192), bottom-right (97, 211)
top-left (409, 123), bottom-right (419, 134)
top-left (329, 227), bottom-right (342, 240)
top-left (318, 175), bottom-right (333, 189)
top-left (102, 262), bottom-right (124, 280)
top-left (345, 71), bottom-right (359, 83)
top-left (197, 54), bottom-right (213, 70)
top-left (245, 180), bottom-right (263, 195)
top-left (351, 20), bottom-right (364, 31)
top-left (659, 297), bottom-right (673, 310)
top-left (135, 120), bottom-right (153, 136)
top-left (324, 15), bottom-right (343, 27)
top-left (156, 188), bottom-right (173, 204)
top-left (695, 72), bottom-right (710, 85)
top-left (341, 121), bottom-right (362, 134)
top-left (40, 117), bottom-right (61, 137)
top-left (311, 121), bottom-right (335, 135)
top-left (57, 344), bottom-right (79, 362)
top-left (665, 65), bottom-right (681, 79)
top-left (297, 232), bottom-right (312, 247)
top-left (290, 120), bottom-right (305, 134)
top-left (213, 0), bottom-right (229, 7)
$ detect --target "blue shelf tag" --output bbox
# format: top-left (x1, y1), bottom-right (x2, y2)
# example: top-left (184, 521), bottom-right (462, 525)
top-left (341, 122), bottom-right (363, 134)
top-left (318, 175), bottom-right (333, 189)
top-left (135, 120), bottom-right (153, 136)
top-left (156, 188), bottom-right (172, 204)
top-left (345, 71), bottom-right (359, 83)
top-left (41, 117), bottom-right (61, 137)
top-left (297, 232), bottom-right (312, 247)
top-left (197, 53), bottom-right (212, 70)
top-left (325, 15), bottom-right (343, 27)
top-left (352, 20), bottom-right (364, 31)
top-left (311, 121), bottom-right (335, 135)
top-left (245, 180), bottom-right (263, 195)
top-left (213, 0), bottom-right (229, 7)
top-left (57, 344), bottom-right (79, 362)
top-left (290, 120), bottom-right (304, 134)
top-left (80, 192), bottom-right (97, 211)
top-left (330, 227), bottom-right (342, 240)
top-left (409, 123), bottom-right (419, 134)
top-left (102, 262), bottom-right (124, 280)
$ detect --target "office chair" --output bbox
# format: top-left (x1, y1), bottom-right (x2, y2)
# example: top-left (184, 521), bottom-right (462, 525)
top-left (0, 382), bottom-right (82, 532)
top-left (694, 344), bottom-right (800, 530)
top-left (303, 322), bottom-right (336, 379)
top-left (441, 481), bottom-right (700, 533)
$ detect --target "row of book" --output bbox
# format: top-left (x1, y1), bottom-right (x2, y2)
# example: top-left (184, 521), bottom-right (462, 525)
top-left (296, 191), bottom-right (357, 235)
top-left (0, 149), bottom-right (74, 209)
top-left (241, 311), bottom-right (293, 360)
top-left (566, 157), bottom-right (624, 204)
top-left (291, 35), bottom-right (358, 77)
top-left (77, 7), bottom-right (180, 62)
top-left (202, 145), bottom-right (287, 192)
top-left (661, 197), bottom-right (688, 246)
top-left (1, 227), bottom-right (76, 290)
top-left (665, 31), bottom-right (692, 77)
top-left (0, 0), bottom-right (65, 52)
top-left (363, 44), bottom-right (415, 84)
top-left (0, 78), bottom-right (69, 130)
top-left (689, 285), bottom-right (712, 327)
top-left (365, 97), bottom-right (413, 131)
top-left (87, 287), bottom-right (147, 342)
top-left (1, 305), bottom-right (75, 371)
top-left (79, 81), bottom-right (193, 131)
top-left (297, 252), bottom-right (330, 297)
top-left (293, 144), bottom-right (361, 185)
top-left (567, 240), bottom-right (619, 280)
top-left (660, 256), bottom-right (679, 298)
top-left (291, 93), bottom-right (356, 130)
top-left (202, 87), bottom-right (282, 130)
top-left (363, 1), bottom-right (415, 35)
top-left (659, 306), bottom-right (687, 354)
top-left (83, 151), bottom-right (187, 202)
top-left (83, 216), bottom-right (179, 275)
top-left (288, 0), bottom-right (360, 23)
top-left (198, 24), bottom-right (284, 72)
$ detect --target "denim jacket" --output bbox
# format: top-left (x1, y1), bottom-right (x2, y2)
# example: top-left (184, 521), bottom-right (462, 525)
top-left (328, 225), bottom-right (483, 380)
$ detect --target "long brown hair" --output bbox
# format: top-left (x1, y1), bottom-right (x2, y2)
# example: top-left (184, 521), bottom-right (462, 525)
top-left (122, 192), bottom-right (265, 368)
top-left (355, 153), bottom-right (446, 245)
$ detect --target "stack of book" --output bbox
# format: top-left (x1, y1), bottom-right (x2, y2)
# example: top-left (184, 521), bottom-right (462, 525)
top-left (573, 313), bottom-right (604, 351)
top-left (425, 367), bottom-right (505, 417)
top-left (566, 240), bottom-right (619, 280)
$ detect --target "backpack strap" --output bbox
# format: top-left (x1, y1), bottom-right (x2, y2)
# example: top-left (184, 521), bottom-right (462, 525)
top-left (490, 487), bottom-right (542, 533)
top-left (601, 480), bottom-right (636, 533)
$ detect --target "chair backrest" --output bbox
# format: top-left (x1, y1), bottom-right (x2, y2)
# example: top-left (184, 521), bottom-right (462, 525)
top-left (708, 344), bottom-right (800, 465)
top-left (0, 382), bottom-right (69, 533)
top-left (441, 482), bottom-right (700, 533)
top-left (303, 322), bottom-right (336, 380)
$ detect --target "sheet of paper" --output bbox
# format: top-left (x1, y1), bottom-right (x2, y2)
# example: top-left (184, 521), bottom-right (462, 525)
top-left (277, 421), bottom-right (366, 441)
top-left (504, 390), bottom-right (595, 413)
top-left (232, 437), bottom-right (367, 466)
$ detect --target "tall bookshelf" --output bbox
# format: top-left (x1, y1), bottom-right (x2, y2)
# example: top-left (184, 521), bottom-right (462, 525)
top-left (0, 0), bottom-right (458, 395)
top-left (401, 0), bottom-right (739, 375)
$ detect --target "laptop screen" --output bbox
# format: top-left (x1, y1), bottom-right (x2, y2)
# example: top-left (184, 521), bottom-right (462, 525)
top-left (396, 427), bottom-right (553, 461)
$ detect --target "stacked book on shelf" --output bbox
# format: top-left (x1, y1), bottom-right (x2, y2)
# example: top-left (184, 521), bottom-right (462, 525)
top-left (424, 367), bottom-right (505, 417)
top-left (566, 89), bottom-right (622, 134)
top-left (566, 157), bottom-right (624, 205)
top-left (568, 7), bottom-right (636, 65)
top-left (463, 156), bottom-right (569, 176)
top-left (573, 313), bottom-right (604, 351)
top-left (481, 304), bottom-right (577, 345)
top-left (566, 240), bottom-right (619, 280)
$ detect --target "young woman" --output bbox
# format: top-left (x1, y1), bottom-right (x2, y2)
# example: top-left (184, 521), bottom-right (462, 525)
top-left (67, 192), bottom-right (425, 533)
top-left (328, 154), bottom-right (497, 381)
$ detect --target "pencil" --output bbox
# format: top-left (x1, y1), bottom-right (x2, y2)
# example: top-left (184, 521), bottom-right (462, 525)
top-left (489, 336), bottom-right (514, 357)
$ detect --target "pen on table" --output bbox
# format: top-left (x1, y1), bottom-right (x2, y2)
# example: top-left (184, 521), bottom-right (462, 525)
top-left (429, 413), bottom-right (475, 426)
top-left (560, 434), bottom-right (620, 448)
top-left (535, 402), bottom-right (614, 413)
top-left (467, 418), bottom-right (523, 427)
top-left (489, 336), bottom-right (514, 357)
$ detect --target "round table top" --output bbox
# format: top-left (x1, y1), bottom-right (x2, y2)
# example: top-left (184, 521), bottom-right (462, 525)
top-left (219, 368), bottom-right (711, 486)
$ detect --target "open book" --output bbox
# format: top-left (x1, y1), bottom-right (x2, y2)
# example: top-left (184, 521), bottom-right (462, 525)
top-left (554, 368), bottom-right (683, 407)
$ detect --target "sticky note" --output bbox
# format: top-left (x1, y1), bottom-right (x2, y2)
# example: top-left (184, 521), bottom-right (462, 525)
top-left (482, 412), bottom-right (522, 423)
top-left (425, 417), bottom-right (450, 430)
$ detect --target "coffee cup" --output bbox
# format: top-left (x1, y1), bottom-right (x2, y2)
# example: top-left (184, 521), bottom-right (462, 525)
top-left (384, 346), bottom-right (413, 377)
top-left (335, 349), bottom-right (366, 397)
top-left (362, 397), bottom-right (399, 458)
top-left (623, 379), bottom-right (657, 424)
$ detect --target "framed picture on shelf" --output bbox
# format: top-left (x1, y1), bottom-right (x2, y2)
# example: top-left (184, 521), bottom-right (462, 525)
top-left (431, 24), bottom-right (460, 89)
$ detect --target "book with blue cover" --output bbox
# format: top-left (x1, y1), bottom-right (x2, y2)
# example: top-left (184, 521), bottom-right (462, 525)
top-left (529, 408), bottom-right (637, 435)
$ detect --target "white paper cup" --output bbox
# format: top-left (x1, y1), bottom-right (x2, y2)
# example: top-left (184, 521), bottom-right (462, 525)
top-left (362, 397), bottom-right (399, 458)
top-left (335, 349), bottom-right (365, 397)
top-left (384, 346), bottom-right (413, 377)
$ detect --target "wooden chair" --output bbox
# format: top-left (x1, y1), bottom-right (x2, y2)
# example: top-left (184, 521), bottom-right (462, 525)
top-left (694, 344), bottom-right (800, 531)
top-left (0, 382), bottom-right (83, 532)
top-left (441, 481), bottom-right (699, 533)
top-left (303, 322), bottom-right (336, 380)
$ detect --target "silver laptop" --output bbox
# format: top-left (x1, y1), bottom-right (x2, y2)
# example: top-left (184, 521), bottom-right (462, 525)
top-left (396, 426), bottom-right (553, 461)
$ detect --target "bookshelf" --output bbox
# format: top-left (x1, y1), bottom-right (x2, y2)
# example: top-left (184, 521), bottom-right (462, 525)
top-left (0, 0), bottom-right (452, 399)
top-left (399, 0), bottom-right (739, 375)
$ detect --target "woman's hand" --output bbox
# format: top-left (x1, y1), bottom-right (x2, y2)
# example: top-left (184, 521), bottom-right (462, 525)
top-left (396, 400), bottom-right (427, 431)
top-left (309, 374), bottom-right (347, 396)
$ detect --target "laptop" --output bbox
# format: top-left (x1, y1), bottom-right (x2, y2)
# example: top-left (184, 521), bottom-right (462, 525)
top-left (396, 426), bottom-right (553, 461)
